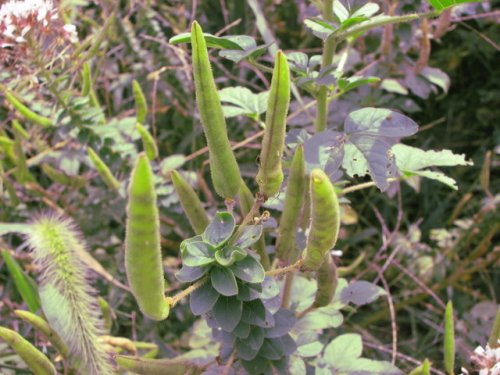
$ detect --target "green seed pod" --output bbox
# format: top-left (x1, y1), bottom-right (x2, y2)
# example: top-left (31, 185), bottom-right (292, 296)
top-left (24, 214), bottom-right (113, 374)
top-left (302, 169), bottom-right (340, 271)
top-left (3, 91), bottom-right (52, 127)
top-left (313, 256), bottom-right (337, 307)
top-left (275, 145), bottom-right (305, 262)
top-left (12, 120), bottom-right (30, 183)
top-left (87, 147), bottom-right (121, 191)
top-left (14, 310), bottom-right (69, 358)
top-left (81, 61), bottom-right (92, 97)
top-left (0, 326), bottom-right (56, 375)
top-left (171, 170), bottom-right (209, 235)
top-left (191, 21), bottom-right (241, 199)
top-left (136, 123), bottom-right (158, 160)
top-left (116, 355), bottom-right (197, 375)
top-left (133, 80), bottom-right (148, 124)
top-left (97, 297), bottom-right (113, 333)
top-left (409, 358), bottom-right (431, 375)
top-left (256, 50), bottom-right (290, 198)
top-left (125, 153), bottom-right (170, 320)
top-left (444, 301), bottom-right (455, 375)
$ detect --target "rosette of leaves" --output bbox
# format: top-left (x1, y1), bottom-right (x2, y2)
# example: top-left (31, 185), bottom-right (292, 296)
top-left (177, 212), bottom-right (297, 374)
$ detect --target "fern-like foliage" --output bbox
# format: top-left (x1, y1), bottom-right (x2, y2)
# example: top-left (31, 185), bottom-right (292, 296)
top-left (25, 213), bottom-right (113, 375)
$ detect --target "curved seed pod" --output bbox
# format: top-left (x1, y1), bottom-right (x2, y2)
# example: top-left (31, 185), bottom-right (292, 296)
top-left (313, 256), bottom-right (337, 307)
top-left (136, 123), bottom-right (158, 161)
top-left (87, 147), bottom-right (121, 191)
top-left (81, 61), bottom-right (92, 97)
top-left (256, 50), bottom-right (290, 198)
top-left (3, 91), bottom-right (52, 127)
top-left (133, 80), bottom-right (148, 124)
top-left (171, 170), bottom-right (209, 234)
top-left (97, 297), bottom-right (113, 333)
top-left (302, 169), bottom-right (340, 271)
top-left (444, 301), bottom-right (455, 375)
top-left (116, 355), bottom-right (198, 375)
top-left (14, 310), bottom-right (69, 358)
top-left (125, 153), bottom-right (170, 320)
top-left (191, 21), bottom-right (241, 199)
top-left (0, 326), bottom-right (56, 375)
top-left (275, 145), bottom-right (305, 261)
top-left (24, 214), bottom-right (113, 374)
top-left (409, 358), bottom-right (431, 375)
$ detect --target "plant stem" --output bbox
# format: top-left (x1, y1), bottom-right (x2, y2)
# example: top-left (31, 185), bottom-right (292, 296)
top-left (314, 0), bottom-right (337, 133)
top-left (341, 177), bottom-right (399, 195)
top-left (266, 259), bottom-right (304, 277)
top-left (166, 276), bottom-right (208, 307)
top-left (228, 194), bottom-right (265, 246)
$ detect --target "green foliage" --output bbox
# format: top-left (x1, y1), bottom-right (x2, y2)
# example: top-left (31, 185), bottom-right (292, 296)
top-left (0, 0), bottom-right (493, 373)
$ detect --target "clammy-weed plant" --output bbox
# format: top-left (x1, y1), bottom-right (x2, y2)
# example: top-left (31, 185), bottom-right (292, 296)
top-left (0, 0), bottom-right (489, 373)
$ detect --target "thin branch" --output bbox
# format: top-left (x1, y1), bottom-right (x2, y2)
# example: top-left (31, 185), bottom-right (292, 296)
top-left (266, 259), bottom-right (304, 277)
top-left (166, 276), bottom-right (208, 307)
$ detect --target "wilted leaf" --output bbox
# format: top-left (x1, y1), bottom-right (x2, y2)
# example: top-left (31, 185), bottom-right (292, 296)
top-left (340, 280), bottom-right (386, 306)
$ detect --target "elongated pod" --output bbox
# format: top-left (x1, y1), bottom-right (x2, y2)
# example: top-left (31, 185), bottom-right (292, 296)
top-left (256, 50), bottom-right (290, 198)
top-left (116, 355), bottom-right (196, 375)
top-left (25, 214), bottom-right (113, 374)
top-left (191, 21), bottom-right (241, 199)
top-left (3, 91), bottom-right (52, 127)
top-left (0, 327), bottom-right (56, 375)
top-left (313, 256), bottom-right (337, 307)
top-left (136, 123), bottom-right (158, 160)
top-left (302, 169), bottom-right (340, 271)
top-left (444, 301), bottom-right (455, 375)
top-left (14, 310), bottom-right (69, 358)
top-left (125, 153), bottom-right (169, 320)
top-left (87, 147), bottom-right (121, 191)
top-left (275, 145), bottom-right (305, 261)
top-left (133, 80), bottom-right (148, 124)
top-left (171, 170), bottom-right (209, 234)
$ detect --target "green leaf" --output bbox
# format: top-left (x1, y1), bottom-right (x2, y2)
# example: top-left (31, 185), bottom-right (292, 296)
top-left (351, 3), bottom-right (380, 18)
top-left (392, 144), bottom-right (473, 190)
top-left (1, 250), bottom-right (40, 312)
top-left (203, 212), bottom-right (235, 246)
top-left (304, 18), bottom-right (335, 40)
top-left (183, 242), bottom-right (215, 267)
top-left (338, 76), bottom-right (380, 93)
top-left (323, 333), bottom-right (362, 366)
top-left (175, 265), bottom-right (211, 283)
top-left (190, 283), bottom-right (220, 315)
top-left (230, 255), bottom-right (265, 283)
top-left (428, 0), bottom-right (481, 11)
top-left (294, 304), bottom-right (343, 331)
top-left (214, 245), bottom-right (247, 267)
top-left (218, 87), bottom-right (269, 118)
top-left (294, 331), bottom-right (323, 357)
top-left (339, 358), bottom-right (403, 374)
top-left (160, 154), bottom-right (186, 174)
top-left (340, 280), bottom-right (386, 306)
top-left (212, 296), bottom-right (243, 332)
top-left (420, 67), bottom-right (450, 93)
top-left (169, 32), bottom-right (243, 50)
top-left (210, 267), bottom-right (239, 296)
top-left (235, 225), bottom-right (263, 248)
top-left (218, 36), bottom-right (271, 63)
